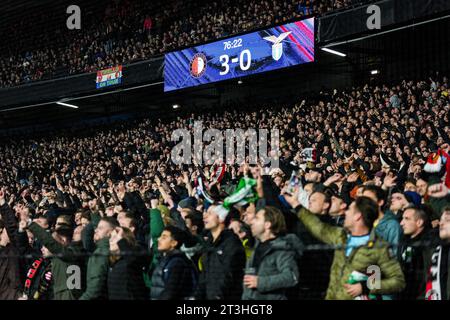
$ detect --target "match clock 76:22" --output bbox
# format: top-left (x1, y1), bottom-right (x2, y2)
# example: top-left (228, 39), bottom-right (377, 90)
top-left (219, 39), bottom-right (252, 76)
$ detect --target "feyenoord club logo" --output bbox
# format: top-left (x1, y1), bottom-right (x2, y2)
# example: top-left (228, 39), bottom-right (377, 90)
top-left (190, 53), bottom-right (207, 78)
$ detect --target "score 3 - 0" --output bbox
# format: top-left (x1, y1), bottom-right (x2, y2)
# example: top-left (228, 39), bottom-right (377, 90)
top-left (220, 38), bottom-right (251, 75)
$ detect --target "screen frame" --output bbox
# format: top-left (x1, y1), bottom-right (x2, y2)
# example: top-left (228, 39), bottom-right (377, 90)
top-left (163, 15), bottom-right (317, 93)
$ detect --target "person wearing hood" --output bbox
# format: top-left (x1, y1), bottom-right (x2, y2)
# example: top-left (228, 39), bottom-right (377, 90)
top-left (242, 206), bottom-right (302, 300)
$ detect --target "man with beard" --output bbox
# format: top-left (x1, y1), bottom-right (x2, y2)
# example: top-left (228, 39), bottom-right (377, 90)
top-left (285, 191), bottom-right (405, 300)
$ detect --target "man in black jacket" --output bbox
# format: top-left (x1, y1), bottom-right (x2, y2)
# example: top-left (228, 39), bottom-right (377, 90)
top-left (0, 197), bottom-right (22, 300)
top-left (122, 179), bottom-right (148, 224)
top-left (425, 206), bottom-right (450, 300)
top-left (195, 204), bottom-right (246, 300)
top-left (398, 206), bottom-right (438, 299)
top-left (108, 227), bottom-right (147, 300)
top-left (151, 226), bottom-right (197, 300)
top-left (290, 187), bottom-right (334, 300)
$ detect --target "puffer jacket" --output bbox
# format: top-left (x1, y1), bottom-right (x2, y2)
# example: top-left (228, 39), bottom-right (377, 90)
top-left (297, 207), bottom-right (405, 300)
top-left (150, 250), bottom-right (197, 300)
top-left (242, 234), bottom-right (303, 300)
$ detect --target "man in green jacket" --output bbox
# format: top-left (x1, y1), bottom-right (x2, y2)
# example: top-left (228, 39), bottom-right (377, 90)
top-left (79, 217), bottom-right (118, 300)
top-left (22, 221), bottom-right (86, 300)
top-left (286, 193), bottom-right (405, 300)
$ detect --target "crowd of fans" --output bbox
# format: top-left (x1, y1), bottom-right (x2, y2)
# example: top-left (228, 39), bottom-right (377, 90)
top-left (0, 0), bottom-right (370, 88)
top-left (0, 73), bottom-right (450, 300)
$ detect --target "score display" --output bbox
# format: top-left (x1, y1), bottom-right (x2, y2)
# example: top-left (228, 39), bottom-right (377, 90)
top-left (164, 17), bottom-right (314, 92)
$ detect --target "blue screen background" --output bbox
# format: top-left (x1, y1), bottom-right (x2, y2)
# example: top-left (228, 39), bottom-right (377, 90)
top-left (164, 18), bottom-right (315, 92)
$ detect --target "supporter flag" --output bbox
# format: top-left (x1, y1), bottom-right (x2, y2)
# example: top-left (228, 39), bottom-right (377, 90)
top-left (300, 147), bottom-right (316, 162)
top-left (424, 149), bottom-right (445, 173)
top-left (423, 148), bottom-right (450, 188)
top-left (210, 163), bottom-right (226, 184)
top-left (197, 176), bottom-right (258, 210)
top-left (223, 177), bottom-right (258, 209)
top-left (196, 175), bottom-right (217, 204)
top-left (96, 65), bottom-right (123, 89)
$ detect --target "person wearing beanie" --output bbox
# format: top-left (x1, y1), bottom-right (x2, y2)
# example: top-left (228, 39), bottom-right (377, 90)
top-left (178, 197), bottom-right (198, 211)
top-left (389, 188), bottom-right (411, 221)
top-left (404, 191), bottom-right (422, 207)
top-left (374, 171), bottom-right (386, 187)
top-left (194, 204), bottom-right (246, 300)
top-left (327, 189), bottom-right (348, 227)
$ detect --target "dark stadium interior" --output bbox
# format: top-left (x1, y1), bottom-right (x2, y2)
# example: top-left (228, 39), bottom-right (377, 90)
top-left (0, 0), bottom-right (450, 303)
top-left (1, 9), bottom-right (449, 133)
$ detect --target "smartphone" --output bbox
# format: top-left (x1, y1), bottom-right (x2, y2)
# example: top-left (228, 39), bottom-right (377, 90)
top-left (287, 171), bottom-right (300, 194)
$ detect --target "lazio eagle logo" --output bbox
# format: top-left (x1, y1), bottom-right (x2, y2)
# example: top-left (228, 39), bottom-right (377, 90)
top-left (263, 31), bottom-right (292, 61)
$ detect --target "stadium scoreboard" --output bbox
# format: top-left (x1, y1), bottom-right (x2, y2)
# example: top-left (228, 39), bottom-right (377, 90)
top-left (164, 17), bottom-right (315, 92)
